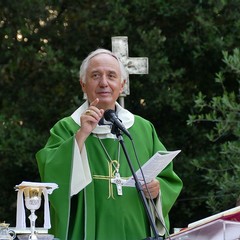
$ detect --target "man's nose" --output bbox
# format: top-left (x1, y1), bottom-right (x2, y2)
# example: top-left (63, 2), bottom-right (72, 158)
top-left (99, 75), bottom-right (108, 86)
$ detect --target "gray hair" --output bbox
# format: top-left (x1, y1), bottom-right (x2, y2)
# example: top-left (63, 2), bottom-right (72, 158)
top-left (79, 48), bottom-right (127, 83)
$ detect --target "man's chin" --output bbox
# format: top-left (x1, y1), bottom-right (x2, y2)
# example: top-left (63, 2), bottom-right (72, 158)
top-left (96, 99), bottom-right (115, 110)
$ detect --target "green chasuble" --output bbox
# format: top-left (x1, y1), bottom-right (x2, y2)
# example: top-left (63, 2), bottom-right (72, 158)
top-left (36, 114), bottom-right (182, 240)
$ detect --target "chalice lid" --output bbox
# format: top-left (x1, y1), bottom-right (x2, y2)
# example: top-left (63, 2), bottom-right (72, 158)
top-left (0, 222), bottom-right (10, 228)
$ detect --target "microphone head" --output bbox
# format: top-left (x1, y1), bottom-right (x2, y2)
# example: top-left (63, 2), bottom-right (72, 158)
top-left (104, 109), bottom-right (116, 122)
top-left (103, 109), bottom-right (132, 139)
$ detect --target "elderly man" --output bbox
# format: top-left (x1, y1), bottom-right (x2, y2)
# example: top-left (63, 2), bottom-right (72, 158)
top-left (36, 48), bottom-right (182, 240)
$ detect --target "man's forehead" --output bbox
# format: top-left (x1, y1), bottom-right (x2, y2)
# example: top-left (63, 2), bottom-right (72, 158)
top-left (87, 54), bottom-right (120, 72)
top-left (89, 52), bottom-right (118, 61)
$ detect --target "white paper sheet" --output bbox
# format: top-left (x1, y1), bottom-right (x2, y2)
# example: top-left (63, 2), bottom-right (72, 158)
top-left (123, 150), bottom-right (181, 187)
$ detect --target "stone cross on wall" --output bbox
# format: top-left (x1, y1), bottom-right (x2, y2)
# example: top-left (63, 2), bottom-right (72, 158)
top-left (111, 36), bottom-right (149, 107)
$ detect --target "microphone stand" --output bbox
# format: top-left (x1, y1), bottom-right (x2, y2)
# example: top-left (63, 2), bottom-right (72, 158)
top-left (111, 125), bottom-right (163, 240)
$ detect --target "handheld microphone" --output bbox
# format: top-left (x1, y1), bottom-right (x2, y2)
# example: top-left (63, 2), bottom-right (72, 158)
top-left (104, 109), bottom-right (132, 139)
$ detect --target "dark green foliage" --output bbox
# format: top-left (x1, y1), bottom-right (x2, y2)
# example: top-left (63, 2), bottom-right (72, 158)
top-left (1, 0), bottom-right (240, 231)
top-left (188, 48), bottom-right (240, 214)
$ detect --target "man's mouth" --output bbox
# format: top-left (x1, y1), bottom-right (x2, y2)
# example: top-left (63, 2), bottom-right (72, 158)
top-left (97, 91), bottom-right (111, 95)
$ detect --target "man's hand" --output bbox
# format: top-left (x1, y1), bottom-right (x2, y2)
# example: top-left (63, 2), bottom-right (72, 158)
top-left (142, 179), bottom-right (160, 199)
top-left (75, 98), bottom-right (104, 150)
top-left (80, 98), bottom-right (104, 136)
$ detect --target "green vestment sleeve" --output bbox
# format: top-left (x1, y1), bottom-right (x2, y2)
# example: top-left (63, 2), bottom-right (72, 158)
top-left (36, 117), bottom-right (79, 240)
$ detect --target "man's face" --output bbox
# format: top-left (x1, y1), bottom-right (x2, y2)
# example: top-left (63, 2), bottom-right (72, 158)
top-left (81, 53), bottom-right (125, 110)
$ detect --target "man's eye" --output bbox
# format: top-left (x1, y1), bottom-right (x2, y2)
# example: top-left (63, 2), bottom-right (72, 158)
top-left (93, 73), bottom-right (100, 79)
top-left (109, 73), bottom-right (116, 79)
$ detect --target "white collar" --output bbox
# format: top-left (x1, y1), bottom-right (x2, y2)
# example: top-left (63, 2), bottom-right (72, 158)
top-left (71, 101), bottom-right (134, 137)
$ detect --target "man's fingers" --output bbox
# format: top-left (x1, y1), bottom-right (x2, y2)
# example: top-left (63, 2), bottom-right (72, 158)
top-left (90, 98), bottom-right (99, 107)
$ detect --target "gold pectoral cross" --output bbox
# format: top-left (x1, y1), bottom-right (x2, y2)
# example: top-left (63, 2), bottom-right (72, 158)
top-left (93, 160), bottom-right (127, 199)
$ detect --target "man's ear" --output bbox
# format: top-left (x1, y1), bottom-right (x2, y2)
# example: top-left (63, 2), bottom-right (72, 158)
top-left (80, 79), bottom-right (86, 92)
top-left (120, 79), bottom-right (126, 94)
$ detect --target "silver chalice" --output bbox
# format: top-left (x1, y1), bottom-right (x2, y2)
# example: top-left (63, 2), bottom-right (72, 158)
top-left (23, 187), bottom-right (43, 240)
